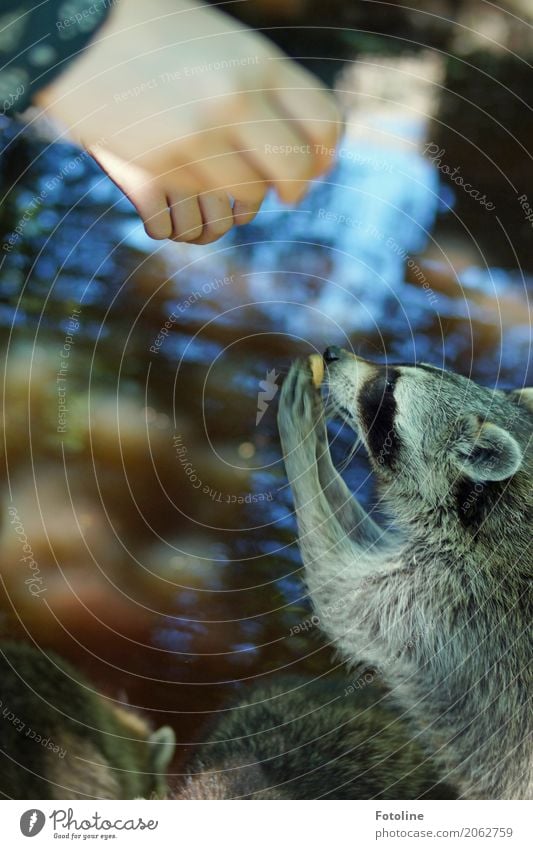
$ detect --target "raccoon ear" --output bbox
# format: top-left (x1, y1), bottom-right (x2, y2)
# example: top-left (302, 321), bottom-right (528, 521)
top-left (149, 725), bottom-right (176, 774)
top-left (453, 417), bottom-right (523, 482)
top-left (508, 387), bottom-right (533, 413)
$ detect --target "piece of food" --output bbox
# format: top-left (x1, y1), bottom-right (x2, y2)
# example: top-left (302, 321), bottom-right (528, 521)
top-left (309, 354), bottom-right (324, 387)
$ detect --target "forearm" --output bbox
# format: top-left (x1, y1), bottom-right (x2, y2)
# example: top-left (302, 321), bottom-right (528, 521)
top-left (278, 363), bottom-right (382, 609)
top-left (315, 441), bottom-right (384, 547)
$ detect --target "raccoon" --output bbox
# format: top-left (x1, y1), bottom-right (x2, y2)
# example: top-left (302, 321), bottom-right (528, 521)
top-left (0, 641), bottom-right (175, 799)
top-left (178, 678), bottom-right (457, 799)
top-left (0, 641), bottom-right (455, 801)
top-left (277, 348), bottom-right (532, 800)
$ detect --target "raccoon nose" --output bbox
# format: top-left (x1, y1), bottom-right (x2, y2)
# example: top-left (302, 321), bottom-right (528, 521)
top-left (323, 345), bottom-right (342, 363)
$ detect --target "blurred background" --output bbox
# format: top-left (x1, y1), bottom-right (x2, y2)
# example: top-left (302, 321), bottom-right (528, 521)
top-left (0, 0), bottom-right (531, 792)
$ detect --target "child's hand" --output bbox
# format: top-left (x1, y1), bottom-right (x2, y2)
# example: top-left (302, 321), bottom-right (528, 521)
top-left (89, 147), bottom-right (237, 242)
top-left (36, 0), bottom-right (342, 242)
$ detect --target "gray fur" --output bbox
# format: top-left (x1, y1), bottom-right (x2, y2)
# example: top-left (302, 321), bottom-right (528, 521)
top-left (178, 679), bottom-right (456, 799)
top-left (277, 351), bottom-right (532, 800)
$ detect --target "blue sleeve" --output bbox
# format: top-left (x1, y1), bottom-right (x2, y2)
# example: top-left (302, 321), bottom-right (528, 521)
top-left (0, 0), bottom-right (113, 116)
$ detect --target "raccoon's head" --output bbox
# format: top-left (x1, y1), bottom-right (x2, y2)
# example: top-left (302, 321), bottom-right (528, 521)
top-left (323, 346), bottom-right (532, 530)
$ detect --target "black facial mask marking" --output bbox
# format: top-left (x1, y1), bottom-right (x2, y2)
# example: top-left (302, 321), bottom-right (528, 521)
top-left (358, 369), bottom-right (400, 467)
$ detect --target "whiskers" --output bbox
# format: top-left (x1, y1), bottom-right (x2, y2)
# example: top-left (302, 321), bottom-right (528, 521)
top-left (337, 431), bottom-right (362, 474)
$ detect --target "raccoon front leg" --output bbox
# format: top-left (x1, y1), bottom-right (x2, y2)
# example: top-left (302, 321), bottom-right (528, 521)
top-left (278, 361), bottom-right (414, 661)
top-left (279, 359), bottom-right (381, 549)
top-left (314, 405), bottom-right (383, 549)
top-left (278, 361), bottom-right (379, 598)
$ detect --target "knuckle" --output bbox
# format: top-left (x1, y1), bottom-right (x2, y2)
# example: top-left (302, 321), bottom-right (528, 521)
top-left (145, 222), bottom-right (171, 240)
top-left (233, 184), bottom-right (265, 205)
top-left (209, 218), bottom-right (233, 238)
top-left (185, 223), bottom-right (204, 241)
top-left (291, 156), bottom-right (314, 180)
top-left (235, 210), bottom-right (258, 226)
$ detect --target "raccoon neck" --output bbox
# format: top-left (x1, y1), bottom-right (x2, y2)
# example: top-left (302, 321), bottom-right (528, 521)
top-left (385, 479), bottom-right (531, 571)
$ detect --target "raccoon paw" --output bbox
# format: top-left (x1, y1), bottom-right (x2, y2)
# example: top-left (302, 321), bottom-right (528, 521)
top-left (278, 359), bottom-right (324, 451)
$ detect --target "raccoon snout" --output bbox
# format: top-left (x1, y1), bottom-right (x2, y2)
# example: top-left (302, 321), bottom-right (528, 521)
top-left (324, 345), bottom-right (342, 364)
